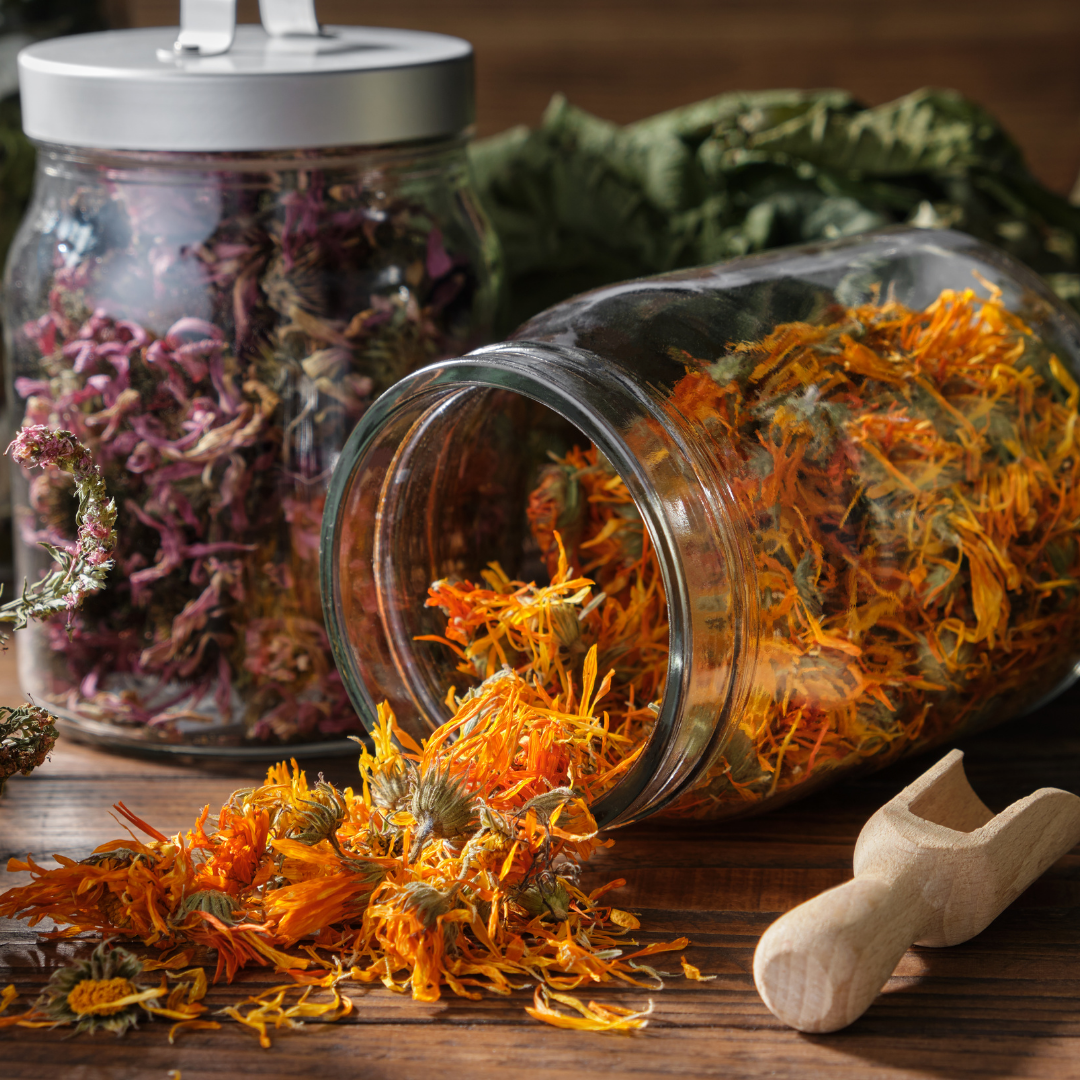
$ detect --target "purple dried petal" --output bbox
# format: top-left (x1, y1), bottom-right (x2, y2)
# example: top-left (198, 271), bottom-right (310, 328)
top-left (125, 441), bottom-right (160, 474)
top-left (426, 227), bottom-right (454, 280)
top-left (171, 320), bottom-right (224, 345)
top-left (14, 377), bottom-right (53, 399)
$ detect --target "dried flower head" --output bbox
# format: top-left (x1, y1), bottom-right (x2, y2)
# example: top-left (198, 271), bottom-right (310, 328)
top-left (338, 856), bottom-right (390, 889)
top-left (516, 876), bottom-right (572, 921)
top-left (288, 778), bottom-right (348, 852)
top-left (37, 941), bottom-right (160, 1036)
top-left (399, 881), bottom-right (462, 929)
top-left (79, 847), bottom-right (149, 869)
top-left (0, 704), bottom-right (58, 795)
top-left (409, 767), bottom-right (478, 859)
top-left (172, 889), bottom-right (241, 927)
top-left (548, 602), bottom-right (586, 652)
top-left (517, 787), bottom-right (578, 823)
top-left (369, 758), bottom-right (417, 816)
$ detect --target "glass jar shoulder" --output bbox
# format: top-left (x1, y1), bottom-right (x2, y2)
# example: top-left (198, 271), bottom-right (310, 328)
top-left (512, 227), bottom-right (1080, 383)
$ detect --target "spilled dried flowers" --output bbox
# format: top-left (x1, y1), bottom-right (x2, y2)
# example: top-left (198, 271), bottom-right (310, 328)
top-left (0, 541), bottom-right (690, 1037)
top-left (0, 684), bottom-right (685, 1038)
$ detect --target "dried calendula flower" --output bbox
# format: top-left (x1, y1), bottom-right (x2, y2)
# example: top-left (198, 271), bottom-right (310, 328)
top-left (172, 890), bottom-right (241, 927)
top-left (37, 941), bottom-right (162, 1036)
top-left (288, 779), bottom-right (349, 853)
top-left (369, 758), bottom-right (418, 816)
top-left (79, 847), bottom-right (150, 868)
top-left (518, 787), bottom-right (578, 823)
top-left (547, 602), bottom-right (587, 652)
top-left (408, 767), bottom-right (478, 859)
top-left (516, 876), bottom-right (572, 921)
top-left (399, 881), bottom-right (462, 929)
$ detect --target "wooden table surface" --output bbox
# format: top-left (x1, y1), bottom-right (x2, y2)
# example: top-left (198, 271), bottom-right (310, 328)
top-left (2, 643), bottom-right (1080, 1079)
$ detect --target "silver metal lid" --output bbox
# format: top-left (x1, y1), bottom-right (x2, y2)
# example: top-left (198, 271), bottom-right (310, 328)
top-left (18, 24), bottom-right (474, 152)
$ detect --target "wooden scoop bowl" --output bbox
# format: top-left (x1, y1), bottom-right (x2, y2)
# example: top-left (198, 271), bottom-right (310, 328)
top-left (753, 749), bottom-right (1080, 1033)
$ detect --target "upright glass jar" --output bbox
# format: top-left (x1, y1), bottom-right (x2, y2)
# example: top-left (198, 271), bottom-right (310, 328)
top-left (322, 227), bottom-right (1080, 826)
top-left (4, 23), bottom-right (501, 754)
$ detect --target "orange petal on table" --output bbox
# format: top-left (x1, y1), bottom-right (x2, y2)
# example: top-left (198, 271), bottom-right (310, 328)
top-left (525, 985), bottom-right (653, 1033)
top-left (681, 956), bottom-right (717, 982)
top-left (623, 937), bottom-right (690, 960)
top-left (168, 1019), bottom-right (222, 1044)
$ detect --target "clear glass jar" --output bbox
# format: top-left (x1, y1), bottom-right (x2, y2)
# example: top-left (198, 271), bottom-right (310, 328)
top-left (4, 136), bottom-right (500, 754)
top-left (321, 227), bottom-right (1080, 826)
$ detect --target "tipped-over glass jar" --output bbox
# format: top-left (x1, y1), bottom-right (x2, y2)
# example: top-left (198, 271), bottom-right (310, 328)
top-left (322, 227), bottom-right (1080, 826)
top-left (4, 24), bottom-right (501, 755)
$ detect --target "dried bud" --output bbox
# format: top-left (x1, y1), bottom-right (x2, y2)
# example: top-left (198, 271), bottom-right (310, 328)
top-left (400, 880), bottom-right (461, 929)
top-left (517, 876), bottom-right (572, 921)
top-left (548, 603), bottom-right (585, 651)
top-left (409, 767), bottom-right (478, 860)
top-left (288, 778), bottom-right (348, 852)
top-left (80, 847), bottom-right (149, 868)
top-left (339, 856), bottom-right (389, 891)
top-left (173, 888), bottom-right (241, 926)
top-left (369, 759), bottom-right (417, 815)
top-left (518, 787), bottom-right (577, 822)
top-left (0, 704), bottom-right (58, 795)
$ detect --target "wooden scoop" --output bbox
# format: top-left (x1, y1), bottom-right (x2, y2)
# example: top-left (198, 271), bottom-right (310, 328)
top-left (753, 749), bottom-right (1080, 1033)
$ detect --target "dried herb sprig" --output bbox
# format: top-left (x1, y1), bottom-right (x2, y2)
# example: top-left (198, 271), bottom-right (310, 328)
top-left (3, 425), bottom-right (116, 630)
top-left (0, 426), bottom-right (114, 794)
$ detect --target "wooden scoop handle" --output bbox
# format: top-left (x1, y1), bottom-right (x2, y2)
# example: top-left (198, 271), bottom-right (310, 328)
top-left (753, 875), bottom-right (928, 1033)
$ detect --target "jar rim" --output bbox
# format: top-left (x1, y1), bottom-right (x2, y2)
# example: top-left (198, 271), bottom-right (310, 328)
top-left (320, 341), bottom-right (749, 828)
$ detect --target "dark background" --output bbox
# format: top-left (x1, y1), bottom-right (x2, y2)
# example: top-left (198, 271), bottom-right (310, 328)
top-left (120, 0), bottom-right (1080, 196)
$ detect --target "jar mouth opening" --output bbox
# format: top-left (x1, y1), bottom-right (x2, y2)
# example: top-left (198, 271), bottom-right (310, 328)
top-left (321, 343), bottom-right (734, 828)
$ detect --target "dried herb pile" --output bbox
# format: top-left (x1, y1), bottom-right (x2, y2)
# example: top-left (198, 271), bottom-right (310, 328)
top-left (660, 285), bottom-right (1080, 810)
top-left (13, 155), bottom-right (489, 743)
top-left (471, 88), bottom-right (1080, 329)
top-left (0, 582), bottom-right (689, 1034)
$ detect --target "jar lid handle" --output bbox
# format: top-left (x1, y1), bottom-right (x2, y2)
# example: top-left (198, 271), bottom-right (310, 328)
top-left (259, 0), bottom-right (321, 36)
top-left (171, 0), bottom-right (321, 58)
